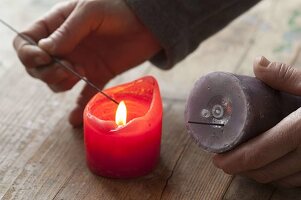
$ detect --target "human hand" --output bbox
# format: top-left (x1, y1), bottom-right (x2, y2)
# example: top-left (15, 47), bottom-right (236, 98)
top-left (213, 56), bottom-right (301, 187)
top-left (13, 0), bottom-right (161, 127)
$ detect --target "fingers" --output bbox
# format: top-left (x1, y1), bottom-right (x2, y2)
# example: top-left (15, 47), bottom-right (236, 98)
top-left (69, 84), bottom-right (100, 127)
top-left (15, 44), bottom-right (52, 68)
top-left (213, 107), bottom-right (301, 174)
top-left (48, 75), bottom-right (80, 93)
top-left (14, 1), bottom-right (77, 50)
top-left (13, 1), bottom-right (78, 69)
top-left (24, 58), bottom-right (81, 93)
top-left (253, 56), bottom-right (301, 95)
top-left (213, 56), bottom-right (301, 187)
top-left (41, 1), bottom-right (78, 35)
top-left (275, 171), bottom-right (301, 188)
top-left (242, 147), bottom-right (301, 184)
top-left (27, 61), bottom-right (71, 84)
top-left (39, 1), bottom-right (102, 55)
top-left (13, 1), bottom-right (81, 93)
top-left (45, 61), bottom-right (82, 92)
top-left (15, 43), bottom-right (81, 92)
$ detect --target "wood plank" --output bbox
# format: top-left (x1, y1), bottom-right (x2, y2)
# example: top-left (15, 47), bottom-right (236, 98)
top-left (1, 0), bottom-right (301, 199)
top-left (1, 122), bottom-right (84, 200)
top-left (159, 141), bottom-right (232, 200)
top-left (223, 176), bottom-right (274, 200)
top-left (0, 68), bottom-right (82, 199)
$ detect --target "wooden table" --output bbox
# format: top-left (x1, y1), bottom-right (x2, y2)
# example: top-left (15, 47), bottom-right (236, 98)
top-left (1, 0), bottom-right (301, 199)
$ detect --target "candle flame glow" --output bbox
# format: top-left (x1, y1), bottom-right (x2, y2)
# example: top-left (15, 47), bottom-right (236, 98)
top-left (115, 101), bottom-right (127, 126)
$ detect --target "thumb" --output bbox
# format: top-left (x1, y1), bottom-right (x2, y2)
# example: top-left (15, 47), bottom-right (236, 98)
top-left (253, 56), bottom-right (301, 95)
top-left (38, 4), bottom-right (96, 55)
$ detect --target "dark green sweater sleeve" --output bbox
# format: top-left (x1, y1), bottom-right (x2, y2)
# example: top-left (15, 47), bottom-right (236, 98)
top-left (125, 0), bottom-right (261, 69)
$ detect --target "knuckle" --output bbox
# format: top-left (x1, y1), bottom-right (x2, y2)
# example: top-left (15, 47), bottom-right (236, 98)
top-left (241, 150), bottom-right (252, 168)
top-left (62, 80), bottom-right (77, 91)
top-left (274, 180), bottom-right (296, 188)
top-left (240, 149), bottom-right (263, 170)
top-left (60, 84), bottom-right (73, 91)
top-left (39, 75), bottom-right (57, 85)
top-left (222, 168), bottom-right (234, 175)
top-left (49, 84), bottom-right (62, 93)
top-left (273, 62), bottom-right (295, 82)
top-left (18, 46), bottom-right (31, 65)
top-left (282, 108), bottom-right (301, 145)
top-left (18, 45), bottom-right (46, 68)
top-left (49, 79), bottom-right (77, 93)
top-left (53, 26), bottom-right (71, 41)
top-left (26, 68), bottom-right (37, 78)
top-left (290, 108), bottom-right (301, 124)
top-left (251, 172), bottom-right (273, 184)
top-left (39, 65), bottom-right (71, 85)
top-left (77, 0), bottom-right (102, 18)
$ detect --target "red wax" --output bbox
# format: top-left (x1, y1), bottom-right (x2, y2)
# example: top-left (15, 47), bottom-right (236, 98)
top-left (84, 76), bottom-right (163, 178)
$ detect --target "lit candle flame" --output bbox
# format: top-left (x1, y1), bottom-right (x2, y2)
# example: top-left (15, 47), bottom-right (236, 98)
top-left (115, 101), bottom-right (127, 126)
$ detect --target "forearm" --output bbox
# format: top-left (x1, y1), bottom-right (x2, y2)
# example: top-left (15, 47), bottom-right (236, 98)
top-left (125, 0), bottom-right (261, 69)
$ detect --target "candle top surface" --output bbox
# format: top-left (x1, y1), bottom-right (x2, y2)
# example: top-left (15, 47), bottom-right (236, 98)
top-left (84, 76), bottom-right (162, 133)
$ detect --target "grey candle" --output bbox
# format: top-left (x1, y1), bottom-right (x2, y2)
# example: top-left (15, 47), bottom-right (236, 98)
top-left (185, 72), bottom-right (301, 153)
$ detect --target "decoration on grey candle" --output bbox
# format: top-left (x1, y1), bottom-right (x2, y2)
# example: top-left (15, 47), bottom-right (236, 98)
top-left (187, 121), bottom-right (224, 127)
top-left (185, 72), bottom-right (301, 153)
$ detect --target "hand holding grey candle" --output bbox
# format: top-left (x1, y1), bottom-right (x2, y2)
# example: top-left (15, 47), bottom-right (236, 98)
top-left (187, 56), bottom-right (301, 187)
top-left (185, 66), bottom-right (301, 153)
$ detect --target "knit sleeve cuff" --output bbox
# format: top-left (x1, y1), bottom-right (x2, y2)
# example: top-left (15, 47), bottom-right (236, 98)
top-left (125, 0), bottom-right (185, 69)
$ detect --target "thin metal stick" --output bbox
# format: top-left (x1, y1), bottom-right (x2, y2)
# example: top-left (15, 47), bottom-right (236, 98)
top-left (188, 121), bottom-right (225, 127)
top-left (0, 18), bottom-right (119, 105)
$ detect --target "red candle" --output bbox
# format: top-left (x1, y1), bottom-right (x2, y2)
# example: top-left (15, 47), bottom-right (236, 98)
top-left (84, 76), bottom-right (163, 178)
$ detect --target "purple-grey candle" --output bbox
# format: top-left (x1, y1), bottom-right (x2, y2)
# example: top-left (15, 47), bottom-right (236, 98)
top-left (185, 72), bottom-right (301, 153)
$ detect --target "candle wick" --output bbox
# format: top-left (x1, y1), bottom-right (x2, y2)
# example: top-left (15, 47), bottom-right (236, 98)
top-left (0, 18), bottom-right (119, 105)
top-left (187, 121), bottom-right (225, 127)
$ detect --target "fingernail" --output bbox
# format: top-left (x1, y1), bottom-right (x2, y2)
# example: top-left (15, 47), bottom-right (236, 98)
top-left (256, 56), bottom-right (270, 67)
top-left (39, 38), bottom-right (54, 52)
top-left (34, 57), bottom-right (48, 65)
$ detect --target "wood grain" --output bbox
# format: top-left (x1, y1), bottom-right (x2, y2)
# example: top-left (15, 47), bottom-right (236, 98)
top-left (1, 0), bottom-right (301, 199)
top-left (223, 176), bottom-right (274, 200)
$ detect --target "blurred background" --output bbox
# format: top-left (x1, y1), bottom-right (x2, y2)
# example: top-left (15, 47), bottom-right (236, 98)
top-left (1, 0), bottom-right (301, 100)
